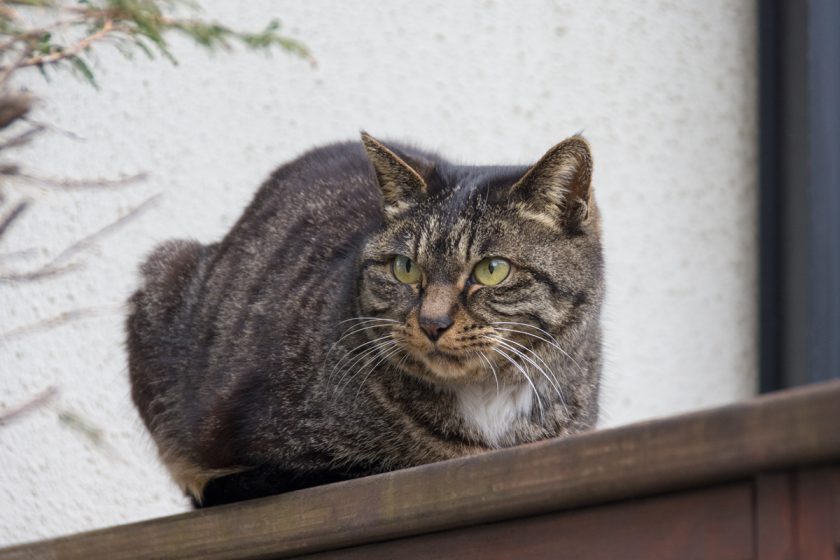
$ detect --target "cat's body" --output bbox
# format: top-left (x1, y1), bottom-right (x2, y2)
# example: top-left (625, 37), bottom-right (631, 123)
top-left (128, 135), bottom-right (604, 507)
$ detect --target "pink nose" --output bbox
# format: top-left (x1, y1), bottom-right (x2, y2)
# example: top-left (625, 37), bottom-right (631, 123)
top-left (420, 315), bottom-right (453, 341)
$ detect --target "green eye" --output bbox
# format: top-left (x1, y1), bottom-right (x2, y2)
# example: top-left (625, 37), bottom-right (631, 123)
top-left (392, 255), bottom-right (422, 284)
top-left (473, 257), bottom-right (510, 286)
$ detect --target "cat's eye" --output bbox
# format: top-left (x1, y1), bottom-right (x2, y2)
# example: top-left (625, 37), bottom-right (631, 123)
top-left (473, 257), bottom-right (510, 286)
top-left (392, 255), bottom-right (422, 284)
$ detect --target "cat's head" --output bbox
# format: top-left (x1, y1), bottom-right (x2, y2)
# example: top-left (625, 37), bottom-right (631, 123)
top-left (355, 132), bottom-right (603, 387)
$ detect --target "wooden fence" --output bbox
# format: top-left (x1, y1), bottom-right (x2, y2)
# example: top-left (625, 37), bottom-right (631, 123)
top-left (2, 380), bottom-right (840, 559)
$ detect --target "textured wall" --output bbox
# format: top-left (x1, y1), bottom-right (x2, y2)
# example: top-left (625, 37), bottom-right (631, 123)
top-left (0, 0), bottom-right (757, 546)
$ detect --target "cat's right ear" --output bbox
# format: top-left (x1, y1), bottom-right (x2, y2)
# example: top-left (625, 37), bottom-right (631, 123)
top-left (507, 136), bottom-right (594, 230)
top-left (361, 132), bottom-right (427, 219)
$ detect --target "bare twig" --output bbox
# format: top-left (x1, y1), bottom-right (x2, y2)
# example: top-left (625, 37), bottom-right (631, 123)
top-left (0, 193), bottom-right (160, 282)
top-left (0, 4), bottom-right (18, 22)
top-left (0, 261), bottom-right (77, 281)
top-left (21, 116), bottom-right (85, 141)
top-left (0, 122), bottom-right (44, 150)
top-left (11, 171), bottom-right (147, 189)
top-left (0, 304), bottom-right (122, 343)
top-left (50, 193), bottom-right (160, 265)
top-left (0, 198), bottom-right (28, 239)
top-left (57, 409), bottom-right (104, 445)
top-left (57, 407), bottom-right (126, 462)
top-left (0, 385), bottom-right (121, 458)
top-left (0, 247), bottom-right (39, 261)
top-left (0, 92), bottom-right (32, 130)
top-left (0, 51), bottom-right (29, 89)
top-left (0, 163), bottom-right (20, 176)
top-left (0, 386), bottom-right (58, 425)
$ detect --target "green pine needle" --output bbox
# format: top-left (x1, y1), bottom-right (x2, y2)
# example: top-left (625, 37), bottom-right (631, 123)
top-left (0, 0), bottom-right (312, 87)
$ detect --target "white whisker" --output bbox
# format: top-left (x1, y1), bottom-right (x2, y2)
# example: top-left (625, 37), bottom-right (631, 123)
top-left (491, 323), bottom-right (584, 374)
top-left (329, 335), bottom-right (394, 382)
top-left (333, 339), bottom-right (397, 387)
top-left (334, 342), bottom-right (399, 396)
top-left (328, 322), bottom-right (395, 354)
top-left (337, 316), bottom-right (400, 326)
top-left (487, 334), bottom-right (569, 417)
top-left (488, 336), bottom-right (560, 397)
top-left (477, 350), bottom-right (500, 397)
top-left (490, 346), bottom-right (544, 422)
top-left (352, 347), bottom-right (404, 403)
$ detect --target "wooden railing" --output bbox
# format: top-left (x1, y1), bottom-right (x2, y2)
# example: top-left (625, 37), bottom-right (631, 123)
top-left (2, 380), bottom-right (840, 559)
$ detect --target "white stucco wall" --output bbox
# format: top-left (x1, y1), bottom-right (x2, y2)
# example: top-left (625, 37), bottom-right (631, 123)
top-left (0, 0), bottom-right (757, 546)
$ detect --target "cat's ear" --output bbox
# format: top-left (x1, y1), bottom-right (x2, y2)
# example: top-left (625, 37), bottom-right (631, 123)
top-left (508, 136), bottom-right (594, 229)
top-left (361, 132), bottom-right (427, 218)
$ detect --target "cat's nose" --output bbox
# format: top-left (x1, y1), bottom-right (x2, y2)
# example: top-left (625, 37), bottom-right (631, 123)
top-left (420, 315), bottom-right (453, 342)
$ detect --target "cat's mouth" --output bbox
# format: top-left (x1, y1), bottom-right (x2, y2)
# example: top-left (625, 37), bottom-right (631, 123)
top-left (426, 348), bottom-right (464, 364)
top-left (406, 345), bottom-right (489, 382)
top-left (394, 316), bottom-right (490, 381)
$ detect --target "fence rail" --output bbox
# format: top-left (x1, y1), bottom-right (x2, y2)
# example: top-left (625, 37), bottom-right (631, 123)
top-left (2, 380), bottom-right (840, 559)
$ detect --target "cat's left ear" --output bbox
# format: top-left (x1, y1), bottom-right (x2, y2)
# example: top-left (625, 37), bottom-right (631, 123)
top-left (508, 136), bottom-right (594, 229)
top-left (361, 132), bottom-right (428, 219)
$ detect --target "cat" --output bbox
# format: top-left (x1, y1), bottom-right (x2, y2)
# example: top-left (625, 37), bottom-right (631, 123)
top-left (127, 132), bottom-right (604, 507)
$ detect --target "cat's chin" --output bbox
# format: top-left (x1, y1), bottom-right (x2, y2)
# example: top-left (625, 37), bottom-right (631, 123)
top-left (407, 349), bottom-right (485, 384)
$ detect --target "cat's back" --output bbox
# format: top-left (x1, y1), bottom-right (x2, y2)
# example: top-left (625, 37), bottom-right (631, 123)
top-left (217, 141), bottom-right (381, 259)
top-left (198, 141), bottom-right (386, 331)
top-left (127, 141), bottom-right (390, 466)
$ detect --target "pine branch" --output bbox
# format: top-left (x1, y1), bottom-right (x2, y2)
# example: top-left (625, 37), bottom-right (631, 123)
top-left (0, 1), bottom-right (314, 86)
top-left (17, 19), bottom-right (116, 69)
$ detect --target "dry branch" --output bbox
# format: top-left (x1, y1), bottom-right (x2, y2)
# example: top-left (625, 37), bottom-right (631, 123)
top-left (0, 193), bottom-right (160, 282)
top-left (0, 304), bottom-right (122, 342)
top-left (0, 386), bottom-right (58, 425)
top-left (12, 171), bottom-right (147, 189)
top-left (0, 198), bottom-right (27, 238)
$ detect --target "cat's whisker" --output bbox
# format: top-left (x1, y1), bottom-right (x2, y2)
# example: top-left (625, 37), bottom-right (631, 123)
top-left (351, 347), bottom-right (405, 404)
top-left (333, 340), bottom-right (398, 391)
top-left (490, 346), bottom-right (544, 423)
top-left (487, 334), bottom-right (569, 418)
top-left (487, 336), bottom-right (562, 402)
top-left (329, 334), bottom-right (394, 382)
top-left (477, 350), bottom-right (500, 398)
top-left (490, 333), bottom-right (563, 379)
top-left (491, 323), bottom-right (584, 374)
top-left (325, 321), bottom-right (396, 360)
top-left (337, 316), bottom-right (400, 326)
top-left (332, 341), bottom-right (396, 390)
top-left (337, 318), bottom-right (399, 334)
top-left (338, 342), bottom-right (400, 398)
top-left (388, 350), bottom-right (410, 380)
top-left (490, 321), bottom-right (563, 348)
top-left (329, 333), bottom-right (394, 377)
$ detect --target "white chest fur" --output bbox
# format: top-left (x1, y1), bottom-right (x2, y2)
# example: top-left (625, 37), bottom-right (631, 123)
top-left (454, 382), bottom-right (533, 448)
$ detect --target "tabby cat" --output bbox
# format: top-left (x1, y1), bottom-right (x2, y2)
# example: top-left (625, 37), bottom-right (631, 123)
top-left (127, 133), bottom-right (604, 507)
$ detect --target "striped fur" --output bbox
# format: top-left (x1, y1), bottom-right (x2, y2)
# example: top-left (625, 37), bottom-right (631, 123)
top-left (127, 134), bottom-right (604, 507)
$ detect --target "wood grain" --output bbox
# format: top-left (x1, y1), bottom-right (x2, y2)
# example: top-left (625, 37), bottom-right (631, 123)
top-left (2, 380), bottom-right (840, 560)
top-left (297, 484), bottom-right (753, 560)
top-left (834, 468), bottom-right (840, 544)
top-left (755, 473), bottom-right (795, 560)
top-left (794, 468), bottom-right (839, 560)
